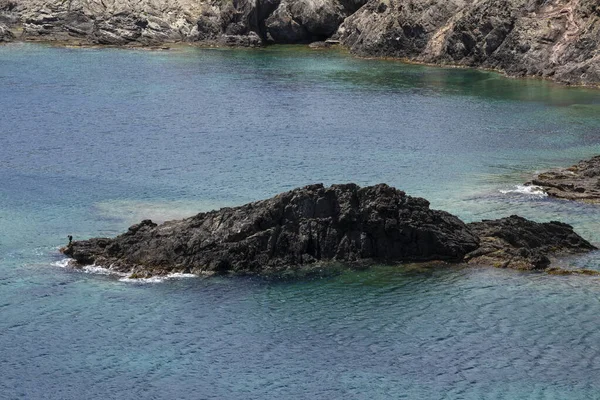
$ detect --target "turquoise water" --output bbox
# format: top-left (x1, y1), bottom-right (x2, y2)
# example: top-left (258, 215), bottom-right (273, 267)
top-left (2, 43), bottom-right (600, 399)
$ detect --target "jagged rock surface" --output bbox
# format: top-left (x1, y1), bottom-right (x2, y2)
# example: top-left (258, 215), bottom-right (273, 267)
top-left (264, 0), bottom-right (366, 43)
top-left (529, 155), bottom-right (600, 203)
top-left (62, 184), bottom-right (481, 275)
top-left (0, 22), bottom-right (13, 41)
top-left (336, 0), bottom-right (600, 86)
top-left (465, 215), bottom-right (596, 270)
top-left (2, 0), bottom-right (600, 85)
top-left (0, 0), bottom-right (367, 46)
top-left (61, 184), bottom-right (596, 277)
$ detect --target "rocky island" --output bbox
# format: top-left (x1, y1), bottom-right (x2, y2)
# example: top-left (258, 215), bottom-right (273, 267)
top-left (1, 0), bottom-right (599, 86)
top-left (61, 183), bottom-right (596, 278)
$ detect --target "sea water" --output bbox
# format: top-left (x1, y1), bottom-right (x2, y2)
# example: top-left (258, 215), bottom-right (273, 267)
top-left (2, 43), bottom-right (600, 399)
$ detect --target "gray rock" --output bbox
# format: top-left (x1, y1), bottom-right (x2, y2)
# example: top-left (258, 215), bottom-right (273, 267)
top-left (336, 0), bottom-right (600, 86)
top-left (336, 0), bottom-right (466, 58)
top-left (265, 1), bottom-right (310, 43)
top-left (264, 0), bottom-right (367, 43)
top-left (12, 0), bottom-right (261, 45)
top-left (0, 22), bottom-right (14, 41)
top-left (288, 0), bottom-right (345, 38)
top-left (4, 0), bottom-right (600, 85)
top-left (5, 0), bottom-right (362, 46)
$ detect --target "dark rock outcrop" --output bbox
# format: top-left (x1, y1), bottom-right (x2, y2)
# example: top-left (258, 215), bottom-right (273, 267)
top-left (265, 0), bottom-right (361, 43)
top-left (528, 156), bottom-right (600, 203)
top-left (62, 184), bottom-right (481, 275)
top-left (61, 184), bottom-right (596, 277)
top-left (465, 215), bottom-right (596, 270)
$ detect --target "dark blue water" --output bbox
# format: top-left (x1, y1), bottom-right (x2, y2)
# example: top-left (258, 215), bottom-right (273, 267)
top-left (2, 43), bottom-right (600, 399)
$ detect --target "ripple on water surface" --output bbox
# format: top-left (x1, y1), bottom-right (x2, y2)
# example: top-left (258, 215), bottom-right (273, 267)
top-left (3, 264), bottom-right (600, 398)
top-left (2, 43), bottom-right (600, 399)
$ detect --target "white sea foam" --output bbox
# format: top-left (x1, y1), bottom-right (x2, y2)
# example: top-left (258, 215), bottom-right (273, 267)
top-left (499, 185), bottom-right (547, 198)
top-left (82, 265), bottom-right (128, 277)
top-left (53, 258), bottom-right (196, 283)
top-left (52, 259), bottom-right (127, 277)
top-left (119, 272), bottom-right (196, 284)
top-left (52, 258), bottom-right (71, 269)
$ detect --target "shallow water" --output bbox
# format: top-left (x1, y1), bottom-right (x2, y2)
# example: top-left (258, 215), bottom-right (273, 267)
top-left (2, 43), bottom-right (600, 399)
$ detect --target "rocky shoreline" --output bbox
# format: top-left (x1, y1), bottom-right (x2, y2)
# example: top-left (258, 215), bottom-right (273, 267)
top-left (2, 0), bottom-right (600, 86)
top-left (61, 183), bottom-right (596, 278)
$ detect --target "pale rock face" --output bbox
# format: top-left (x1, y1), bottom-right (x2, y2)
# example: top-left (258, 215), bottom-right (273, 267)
top-left (1, 0), bottom-right (599, 85)
top-left (14, 0), bottom-right (215, 44)
top-left (0, 22), bottom-right (14, 41)
top-left (336, 0), bottom-right (600, 85)
top-left (2, 0), bottom-right (366, 45)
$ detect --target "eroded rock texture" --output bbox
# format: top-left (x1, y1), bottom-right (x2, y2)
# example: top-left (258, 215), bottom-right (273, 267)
top-left (527, 156), bottom-right (600, 203)
top-left (466, 216), bottom-right (596, 270)
top-left (0, 0), bottom-right (367, 45)
top-left (62, 184), bottom-right (480, 275)
top-left (1, 0), bottom-right (599, 85)
top-left (61, 184), bottom-right (596, 277)
top-left (337, 0), bottom-right (600, 85)
top-left (0, 23), bottom-right (13, 41)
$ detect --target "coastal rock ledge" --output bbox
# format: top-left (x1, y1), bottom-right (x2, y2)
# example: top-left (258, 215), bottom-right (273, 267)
top-left (529, 156), bottom-right (600, 203)
top-left (61, 184), bottom-right (596, 277)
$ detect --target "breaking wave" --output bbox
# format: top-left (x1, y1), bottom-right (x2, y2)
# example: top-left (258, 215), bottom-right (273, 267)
top-left (53, 258), bottom-right (195, 282)
top-left (499, 185), bottom-right (547, 198)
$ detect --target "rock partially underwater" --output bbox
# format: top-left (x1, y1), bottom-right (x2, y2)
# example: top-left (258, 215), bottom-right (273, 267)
top-left (529, 155), bottom-right (600, 203)
top-left (466, 215), bottom-right (596, 270)
top-left (61, 184), bottom-right (596, 277)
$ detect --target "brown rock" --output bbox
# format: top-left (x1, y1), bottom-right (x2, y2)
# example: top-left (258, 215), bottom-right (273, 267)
top-left (529, 156), bottom-right (600, 203)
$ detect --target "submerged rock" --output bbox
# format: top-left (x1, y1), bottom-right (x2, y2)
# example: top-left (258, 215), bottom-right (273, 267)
top-left (529, 156), bottom-right (600, 203)
top-left (465, 216), bottom-right (596, 270)
top-left (61, 184), bottom-right (596, 277)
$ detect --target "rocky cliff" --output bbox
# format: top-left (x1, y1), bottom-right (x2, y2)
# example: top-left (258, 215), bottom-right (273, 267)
top-left (1, 0), bottom-right (599, 85)
top-left (336, 0), bottom-right (600, 85)
top-left (61, 184), bottom-right (596, 277)
top-left (0, 0), bottom-right (369, 46)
